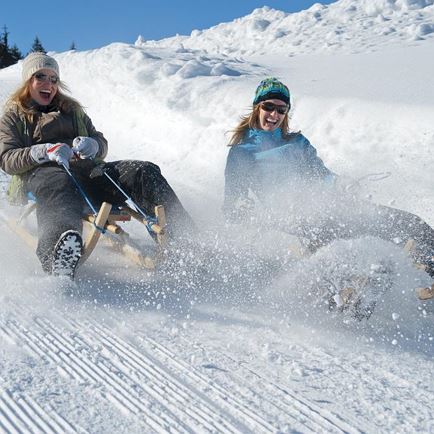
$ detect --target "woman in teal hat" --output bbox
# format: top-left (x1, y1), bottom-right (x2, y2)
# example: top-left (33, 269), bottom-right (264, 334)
top-left (223, 77), bottom-right (434, 285)
top-left (224, 77), bottom-right (335, 218)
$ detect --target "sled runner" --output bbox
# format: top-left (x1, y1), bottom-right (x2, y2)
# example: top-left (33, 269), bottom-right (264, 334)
top-left (403, 239), bottom-right (434, 302)
top-left (304, 236), bottom-right (434, 319)
top-left (4, 200), bottom-right (168, 271)
top-left (329, 239), bottom-right (434, 316)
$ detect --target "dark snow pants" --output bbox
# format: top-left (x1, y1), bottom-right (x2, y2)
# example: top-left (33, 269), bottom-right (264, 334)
top-left (285, 201), bottom-right (434, 278)
top-left (25, 160), bottom-right (194, 272)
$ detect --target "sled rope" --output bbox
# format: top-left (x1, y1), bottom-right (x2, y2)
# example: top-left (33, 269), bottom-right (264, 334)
top-left (62, 164), bottom-right (106, 234)
top-left (357, 171), bottom-right (392, 183)
top-left (341, 172), bottom-right (392, 194)
top-left (102, 169), bottom-right (158, 235)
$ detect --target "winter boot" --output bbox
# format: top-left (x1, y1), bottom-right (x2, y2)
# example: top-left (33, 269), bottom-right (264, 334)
top-left (52, 230), bottom-right (83, 279)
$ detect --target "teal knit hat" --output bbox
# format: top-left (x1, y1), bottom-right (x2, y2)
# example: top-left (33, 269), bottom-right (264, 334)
top-left (253, 77), bottom-right (290, 106)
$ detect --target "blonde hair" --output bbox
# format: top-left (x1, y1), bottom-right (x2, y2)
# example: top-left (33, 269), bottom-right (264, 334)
top-left (5, 77), bottom-right (83, 122)
top-left (228, 104), bottom-right (291, 146)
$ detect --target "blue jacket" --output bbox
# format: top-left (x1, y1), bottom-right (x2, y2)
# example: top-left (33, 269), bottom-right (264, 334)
top-left (224, 128), bottom-right (335, 217)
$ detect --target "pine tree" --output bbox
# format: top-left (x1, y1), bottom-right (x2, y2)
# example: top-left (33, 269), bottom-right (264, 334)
top-left (70, 41), bottom-right (76, 51)
top-left (0, 25), bottom-right (16, 69)
top-left (0, 25), bottom-right (9, 48)
top-left (0, 42), bottom-right (7, 68)
top-left (10, 44), bottom-right (23, 62)
top-left (30, 36), bottom-right (46, 53)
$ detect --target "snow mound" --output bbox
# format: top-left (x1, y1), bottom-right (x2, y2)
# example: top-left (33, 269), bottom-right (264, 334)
top-left (137, 0), bottom-right (434, 56)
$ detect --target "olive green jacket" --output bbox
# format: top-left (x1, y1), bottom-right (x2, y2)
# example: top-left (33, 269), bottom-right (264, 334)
top-left (0, 103), bottom-right (108, 205)
top-left (0, 104), bottom-right (108, 175)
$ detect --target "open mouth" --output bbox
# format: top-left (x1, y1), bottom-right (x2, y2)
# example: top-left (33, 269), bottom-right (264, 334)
top-left (265, 118), bottom-right (278, 127)
top-left (39, 89), bottom-right (52, 102)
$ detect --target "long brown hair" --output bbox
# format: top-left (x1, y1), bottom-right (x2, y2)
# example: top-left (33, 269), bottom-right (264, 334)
top-left (5, 77), bottom-right (83, 122)
top-left (228, 104), bottom-right (291, 146)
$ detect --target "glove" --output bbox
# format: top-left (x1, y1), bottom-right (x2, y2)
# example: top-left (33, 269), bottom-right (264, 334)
top-left (72, 136), bottom-right (99, 159)
top-left (30, 143), bottom-right (74, 169)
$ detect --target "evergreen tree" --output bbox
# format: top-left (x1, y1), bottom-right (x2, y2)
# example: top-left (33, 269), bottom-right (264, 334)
top-left (0, 42), bottom-right (7, 68)
top-left (0, 25), bottom-right (16, 69)
top-left (70, 41), bottom-right (76, 51)
top-left (30, 36), bottom-right (46, 53)
top-left (10, 44), bottom-right (23, 62)
top-left (0, 24), bottom-right (9, 48)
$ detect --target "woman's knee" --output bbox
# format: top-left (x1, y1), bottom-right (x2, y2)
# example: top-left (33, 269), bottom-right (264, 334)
top-left (138, 161), bottom-right (161, 175)
top-left (28, 167), bottom-right (77, 200)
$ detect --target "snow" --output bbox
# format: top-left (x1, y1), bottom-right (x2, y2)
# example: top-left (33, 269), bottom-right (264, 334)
top-left (139, 0), bottom-right (434, 56)
top-left (1, 0), bottom-right (434, 432)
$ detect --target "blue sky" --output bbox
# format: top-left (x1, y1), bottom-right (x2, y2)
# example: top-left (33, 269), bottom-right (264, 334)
top-left (2, 0), bottom-right (336, 55)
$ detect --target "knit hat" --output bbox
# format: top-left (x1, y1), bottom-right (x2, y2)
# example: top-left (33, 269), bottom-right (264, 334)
top-left (22, 52), bottom-right (60, 82)
top-left (253, 77), bottom-right (290, 106)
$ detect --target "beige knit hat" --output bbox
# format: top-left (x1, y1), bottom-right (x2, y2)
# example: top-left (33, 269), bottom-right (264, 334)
top-left (22, 52), bottom-right (60, 82)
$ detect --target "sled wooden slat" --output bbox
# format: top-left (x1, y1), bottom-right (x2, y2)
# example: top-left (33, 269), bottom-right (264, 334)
top-left (403, 238), bottom-right (417, 254)
top-left (105, 232), bottom-right (156, 269)
top-left (84, 214), bottom-right (123, 235)
top-left (123, 207), bottom-right (164, 235)
top-left (155, 205), bottom-right (167, 247)
top-left (416, 284), bottom-right (434, 301)
top-left (17, 202), bottom-right (37, 223)
top-left (6, 199), bottom-right (166, 272)
top-left (5, 218), bottom-right (37, 250)
top-left (80, 202), bottom-right (112, 264)
top-left (119, 243), bottom-right (155, 269)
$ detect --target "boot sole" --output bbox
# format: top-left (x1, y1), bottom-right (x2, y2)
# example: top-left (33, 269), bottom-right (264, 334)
top-left (52, 230), bottom-right (83, 279)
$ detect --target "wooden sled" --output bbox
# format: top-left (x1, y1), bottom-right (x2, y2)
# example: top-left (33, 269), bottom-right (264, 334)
top-left (309, 237), bottom-right (434, 316)
top-left (5, 201), bottom-right (167, 270)
top-left (404, 239), bottom-right (434, 301)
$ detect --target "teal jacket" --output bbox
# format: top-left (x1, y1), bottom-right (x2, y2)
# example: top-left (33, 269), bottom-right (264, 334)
top-left (224, 128), bottom-right (335, 217)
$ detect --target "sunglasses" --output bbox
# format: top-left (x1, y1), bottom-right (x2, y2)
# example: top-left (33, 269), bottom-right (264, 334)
top-left (33, 72), bottom-right (59, 84)
top-left (260, 101), bottom-right (289, 115)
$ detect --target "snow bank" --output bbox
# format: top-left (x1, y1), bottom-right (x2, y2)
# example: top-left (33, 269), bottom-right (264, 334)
top-left (137, 0), bottom-right (434, 56)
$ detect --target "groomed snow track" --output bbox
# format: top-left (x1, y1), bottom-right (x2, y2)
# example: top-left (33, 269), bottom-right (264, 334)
top-left (0, 298), bottom-right (371, 434)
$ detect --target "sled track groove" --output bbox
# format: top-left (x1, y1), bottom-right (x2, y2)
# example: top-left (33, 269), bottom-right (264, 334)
top-left (0, 386), bottom-right (77, 434)
top-left (1, 317), bottom-right (189, 433)
top-left (144, 336), bottom-right (364, 434)
top-left (2, 304), bottom-right (267, 434)
top-left (192, 343), bottom-right (368, 434)
top-left (76, 320), bottom-right (273, 434)
top-left (4, 311), bottom-right (352, 433)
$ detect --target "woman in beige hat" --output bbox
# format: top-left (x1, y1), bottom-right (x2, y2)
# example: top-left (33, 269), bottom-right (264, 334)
top-left (0, 52), bottom-right (194, 279)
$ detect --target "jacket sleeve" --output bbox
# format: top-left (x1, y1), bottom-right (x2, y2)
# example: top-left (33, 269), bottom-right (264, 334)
top-left (251, 133), bottom-right (336, 183)
top-left (300, 135), bottom-right (336, 183)
top-left (82, 112), bottom-right (108, 160)
top-left (0, 110), bottom-right (37, 175)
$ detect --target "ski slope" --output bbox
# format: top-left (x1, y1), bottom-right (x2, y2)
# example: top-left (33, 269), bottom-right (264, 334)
top-left (1, 0), bottom-right (434, 432)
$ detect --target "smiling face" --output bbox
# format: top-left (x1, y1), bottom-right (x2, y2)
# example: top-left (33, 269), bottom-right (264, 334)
top-left (258, 99), bottom-right (288, 132)
top-left (28, 68), bottom-right (59, 106)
